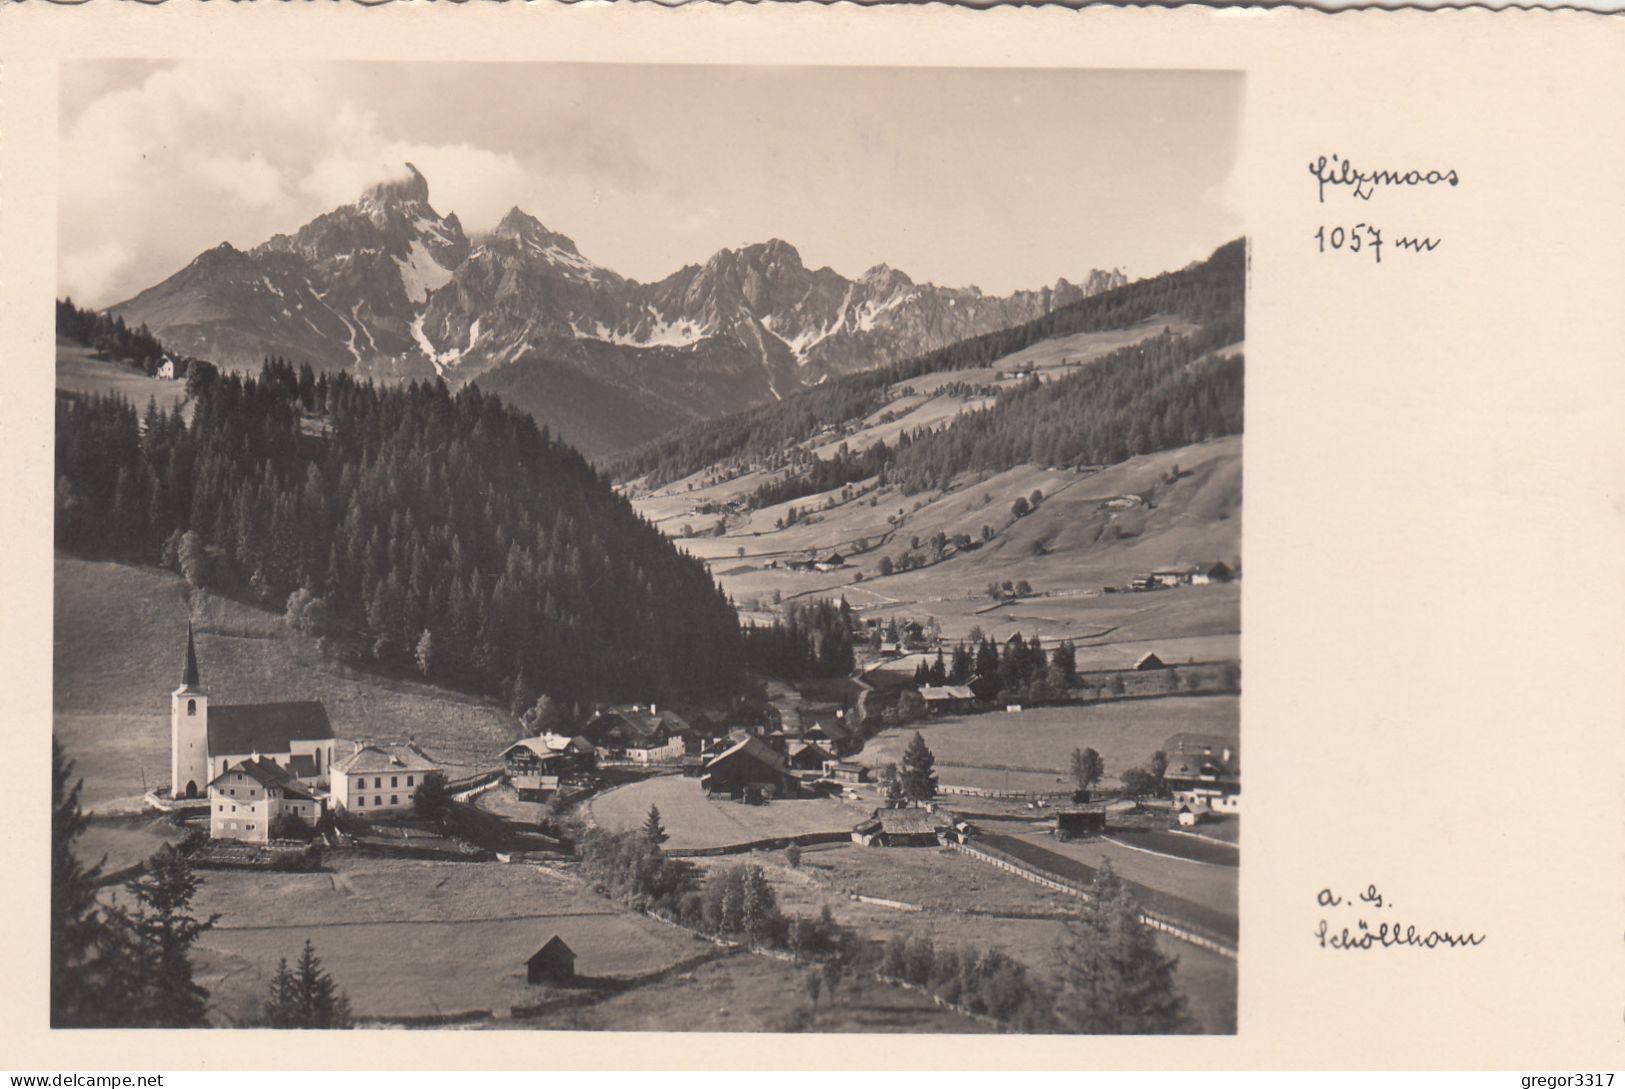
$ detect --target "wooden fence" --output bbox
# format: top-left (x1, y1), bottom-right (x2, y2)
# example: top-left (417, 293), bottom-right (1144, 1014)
top-left (949, 841), bottom-right (1237, 959)
top-left (663, 829), bottom-right (854, 858)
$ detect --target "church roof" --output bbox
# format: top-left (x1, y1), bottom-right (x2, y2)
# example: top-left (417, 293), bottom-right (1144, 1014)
top-left (182, 621), bottom-right (201, 689)
top-left (208, 701), bottom-right (334, 757)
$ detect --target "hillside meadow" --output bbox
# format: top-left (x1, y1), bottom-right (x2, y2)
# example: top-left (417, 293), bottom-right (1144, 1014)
top-left (54, 553), bottom-right (516, 810)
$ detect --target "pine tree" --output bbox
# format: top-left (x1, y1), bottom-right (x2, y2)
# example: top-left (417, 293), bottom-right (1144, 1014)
top-left (1059, 864), bottom-right (1195, 1033)
top-left (289, 939), bottom-right (354, 1028)
top-left (122, 843), bottom-right (218, 1027)
top-left (264, 957), bottom-right (300, 1027)
top-left (51, 740), bottom-right (120, 1027)
top-left (899, 731), bottom-right (938, 803)
top-left (642, 804), bottom-right (669, 845)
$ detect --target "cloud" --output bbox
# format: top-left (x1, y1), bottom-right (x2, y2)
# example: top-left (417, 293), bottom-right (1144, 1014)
top-left (57, 62), bottom-right (539, 306)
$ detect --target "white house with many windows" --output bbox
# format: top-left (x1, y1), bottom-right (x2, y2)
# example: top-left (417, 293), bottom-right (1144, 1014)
top-left (208, 756), bottom-right (323, 842)
top-left (331, 743), bottom-right (443, 814)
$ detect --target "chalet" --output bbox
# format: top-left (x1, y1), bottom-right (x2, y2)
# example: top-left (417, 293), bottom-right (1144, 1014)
top-left (1150, 566), bottom-right (1199, 587)
top-left (170, 622), bottom-right (336, 801)
top-left (900, 621), bottom-right (928, 647)
top-left (501, 734), bottom-right (592, 800)
top-left (813, 551), bottom-right (847, 572)
top-left (155, 356), bottom-right (177, 380)
top-left (851, 806), bottom-right (954, 847)
top-left (1162, 732), bottom-right (1241, 813)
top-left (786, 740), bottom-right (835, 772)
top-left (584, 705), bottom-right (688, 764)
top-left (699, 735), bottom-right (801, 802)
top-left (966, 673), bottom-right (1002, 703)
top-left (919, 684), bottom-right (975, 715)
top-left (1055, 806), bottom-right (1108, 841)
top-left (1134, 652), bottom-right (1167, 671)
top-left (331, 742), bottom-right (442, 815)
top-left (207, 756), bottom-right (324, 842)
top-left (526, 936), bottom-right (577, 984)
top-left (1193, 561), bottom-right (1234, 585)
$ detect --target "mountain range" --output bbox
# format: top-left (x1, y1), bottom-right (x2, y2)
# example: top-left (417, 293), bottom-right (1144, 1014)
top-left (111, 164), bottom-right (1126, 457)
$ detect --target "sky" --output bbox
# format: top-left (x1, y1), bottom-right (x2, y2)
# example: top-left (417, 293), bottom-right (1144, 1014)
top-left (58, 62), bottom-right (1243, 309)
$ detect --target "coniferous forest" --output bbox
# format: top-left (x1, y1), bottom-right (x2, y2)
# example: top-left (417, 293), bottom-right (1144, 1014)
top-left (54, 361), bottom-right (745, 708)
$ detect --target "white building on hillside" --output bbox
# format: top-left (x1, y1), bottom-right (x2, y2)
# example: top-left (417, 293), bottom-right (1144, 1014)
top-left (331, 743), bottom-right (443, 814)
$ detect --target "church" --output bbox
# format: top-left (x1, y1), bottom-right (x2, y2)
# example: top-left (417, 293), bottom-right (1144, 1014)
top-left (170, 622), bottom-right (337, 802)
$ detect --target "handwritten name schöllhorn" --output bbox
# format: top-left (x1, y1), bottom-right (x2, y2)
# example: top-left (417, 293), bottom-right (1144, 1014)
top-left (1316, 919), bottom-right (1486, 951)
top-left (1310, 155), bottom-right (1460, 203)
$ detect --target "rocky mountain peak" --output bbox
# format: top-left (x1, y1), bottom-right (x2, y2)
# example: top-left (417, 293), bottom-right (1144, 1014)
top-left (361, 162), bottom-right (431, 208)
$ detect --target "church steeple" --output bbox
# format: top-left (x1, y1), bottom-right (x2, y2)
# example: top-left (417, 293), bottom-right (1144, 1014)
top-left (182, 620), bottom-right (201, 690)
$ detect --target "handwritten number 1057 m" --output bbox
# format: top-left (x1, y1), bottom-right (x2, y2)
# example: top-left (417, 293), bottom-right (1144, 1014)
top-left (1316, 224), bottom-right (1443, 264)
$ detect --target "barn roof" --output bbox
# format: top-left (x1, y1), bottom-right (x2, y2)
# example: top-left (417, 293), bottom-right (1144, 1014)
top-left (920, 685), bottom-right (975, 701)
top-left (527, 935), bottom-right (576, 964)
top-left (858, 807), bottom-right (952, 836)
top-left (1162, 732), bottom-right (1240, 779)
top-left (704, 735), bottom-right (794, 776)
top-left (1133, 652), bottom-right (1166, 670)
top-left (208, 701), bottom-right (333, 757)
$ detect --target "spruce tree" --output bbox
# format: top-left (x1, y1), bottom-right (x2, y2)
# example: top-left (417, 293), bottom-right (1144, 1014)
top-left (899, 731), bottom-right (938, 803)
top-left (123, 843), bottom-right (218, 1027)
top-left (51, 740), bottom-right (120, 1027)
top-left (642, 804), bottom-right (669, 845)
top-left (1059, 864), bottom-right (1195, 1033)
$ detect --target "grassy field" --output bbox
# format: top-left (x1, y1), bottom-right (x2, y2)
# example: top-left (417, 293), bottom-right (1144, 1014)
top-left (186, 857), bottom-right (708, 1024)
top-left (585, 774), bottom-right (872, 850)
top-left (54, 553), bottom-right (517, 810)
top-left (697, 845), bottom-right (1235, 1033)
top-left (56, 337), bottom-right (190, 417)
top-left (75, 815), bottom-right (183, 875)
top-left (518, 948), bottom-right (993, 1033)
top-left (858, 695), bottom-right (1239, 789)
top-left (1011, 831), bottom-right (1238, 918)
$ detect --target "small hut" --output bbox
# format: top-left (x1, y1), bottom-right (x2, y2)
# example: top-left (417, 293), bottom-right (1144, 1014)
top-left (526, 936), bottom-right (577, 984)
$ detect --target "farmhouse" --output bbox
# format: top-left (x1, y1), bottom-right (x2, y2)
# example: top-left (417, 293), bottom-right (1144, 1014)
top-left (1162, 732), bottom-right (1241, 813)
top-left (1150, 566), bottom-right (1198, 587)
top-left (526, 936), bottom-right (577, 984)
top-left (501, 734), bottom-right (593, 800)
top-left (851, 806), bottom-right (954, 847)
top-left (919, 684), bottom-right (976, 715)
top-left (829, 761), bottom-right (869, 785)
top-left (786, 739), bottom-right (835, 772)
top-left (585, 705), bottom-right (688, 763)
top-left (813, 551), bottom-right (847, 572)
top-left (170, 623), bottom-right (336, 800)
top-left (207, 756), bottom-right (324, 842)
top-left (699, 735), bottom-right (801, 802)
top-left (155, 356), bottom-right (176, 380)
top-left (1134, 652), bottom-right (1167, 671)
top-left (331, 742), bottom-right (443, 815)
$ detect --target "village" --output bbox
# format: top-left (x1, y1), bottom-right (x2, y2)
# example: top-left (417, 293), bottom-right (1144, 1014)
top-left (116, 581), bottom-right (1239, 1029)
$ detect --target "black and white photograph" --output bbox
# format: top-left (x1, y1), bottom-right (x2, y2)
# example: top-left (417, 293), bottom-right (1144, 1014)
top-left (50, 60), bottom-right (1244, 1034)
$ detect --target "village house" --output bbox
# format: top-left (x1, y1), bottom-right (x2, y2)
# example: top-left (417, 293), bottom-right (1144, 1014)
top-left (1162, 732), bottom-right (1241, 814)
top-left (1194, 561), bottom-right (1234, 585)
top-left (207, 756), bottom-right (324, 842)
top-left (170, 622), bottom-right (336, 801)
top-left (500, 734), bottom-right (593, 800)
top-left (813, 551), bottom-right (847, 572)
top-left (700, 735), bottom-right (801, 802)
top-left (584, 705), bottom-right (688, 764)
top-left (155, 356), bottom-right (176, 380)
top-left (786, 739), bottom-right (835, 772)
top-left (919, 684), bottom-right (976, 715)
top-left (850, 806), bottom-right (955, 847)
top-left (330, 742), bottom-right (443, 815)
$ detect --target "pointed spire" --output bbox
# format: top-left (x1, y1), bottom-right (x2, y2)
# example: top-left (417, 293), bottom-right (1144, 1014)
top-left (183, 619), bottom-right (201, 689)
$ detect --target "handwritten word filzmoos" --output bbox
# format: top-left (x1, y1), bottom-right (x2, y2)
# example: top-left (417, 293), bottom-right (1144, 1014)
top-left (1310, 155), bottom-right (1460, 203)
top-left (1316, 918), bottom-right (1486, 951)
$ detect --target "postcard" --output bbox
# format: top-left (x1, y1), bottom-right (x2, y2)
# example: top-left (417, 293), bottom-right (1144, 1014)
top-left (0, 1), bottom-right (1620, 1072)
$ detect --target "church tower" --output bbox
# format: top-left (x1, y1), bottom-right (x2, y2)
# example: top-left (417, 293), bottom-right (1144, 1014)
top-left (171, 621), bottom-right (209, 798)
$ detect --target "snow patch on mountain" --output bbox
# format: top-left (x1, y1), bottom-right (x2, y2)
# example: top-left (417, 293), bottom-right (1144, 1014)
top-left (395, 239), bottom-right (455, 304)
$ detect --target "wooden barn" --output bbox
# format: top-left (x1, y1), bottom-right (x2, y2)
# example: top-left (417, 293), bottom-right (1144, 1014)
top-left (526, 936), bottom-right (577, 984)
top-left (1134, 652), bottom-right (1167, 671)
top-left (851, 806), bottom-right (953, 847)
top-left (1055, 807), bottom-right (1108, 841)
top-left (699, 735), bottom-right (801, 802)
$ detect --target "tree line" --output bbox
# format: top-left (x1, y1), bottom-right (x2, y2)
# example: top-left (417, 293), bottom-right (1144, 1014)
top-left (54, 358), bottom-right (746, 709)
top-left (740, 597), bottom-right (856, 680)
